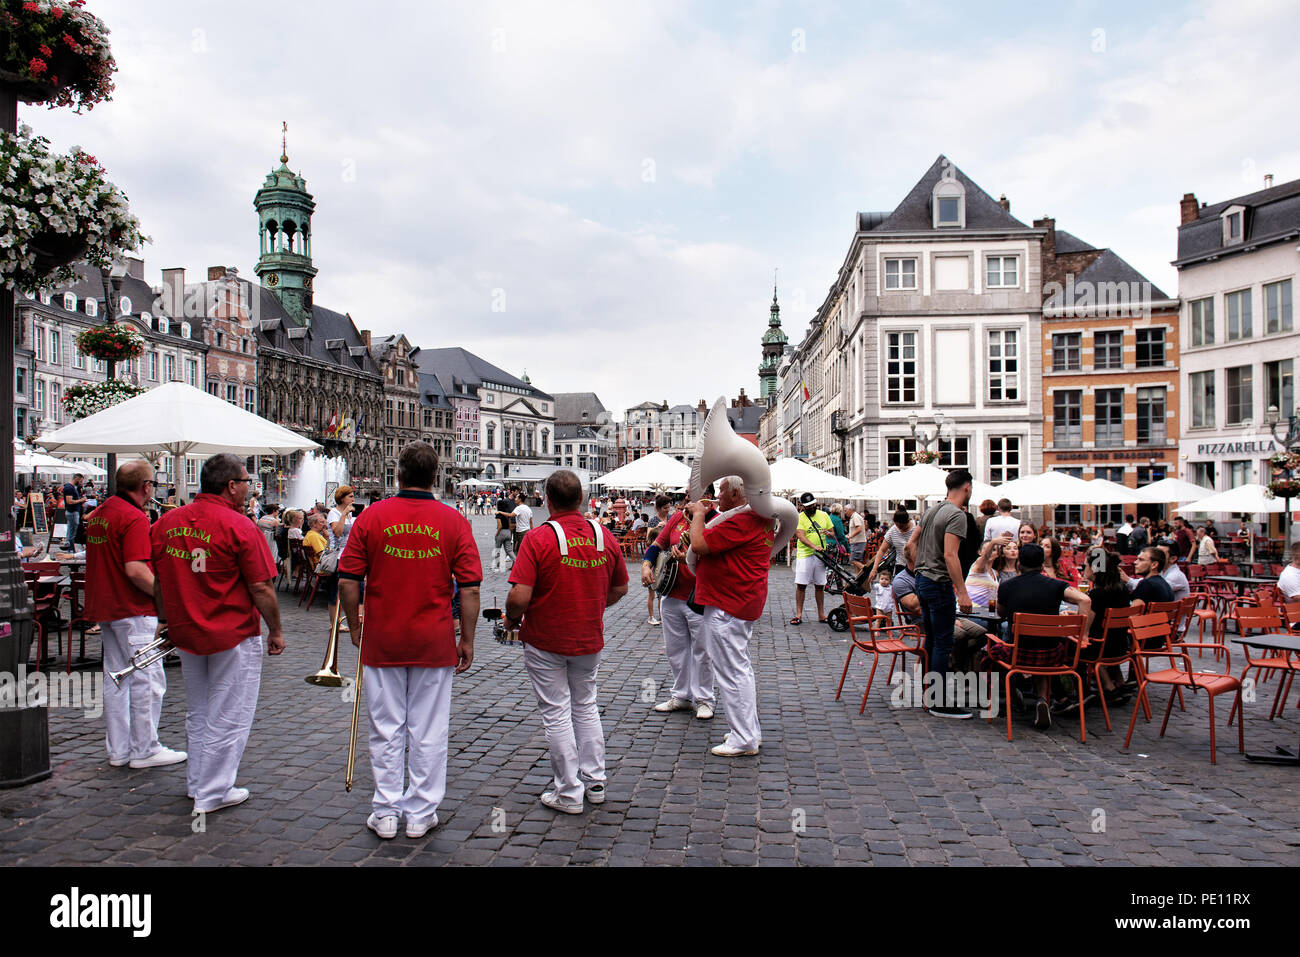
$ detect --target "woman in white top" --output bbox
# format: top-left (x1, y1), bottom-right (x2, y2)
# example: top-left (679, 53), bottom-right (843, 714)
top-left (327, 485), bottom-right (356, 631)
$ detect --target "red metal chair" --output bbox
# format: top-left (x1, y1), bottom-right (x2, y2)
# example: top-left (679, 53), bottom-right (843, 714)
top-left (1080, 604), bottom-right (1142, 732)
top-left (834, 592), bottom-right (927, 714)
top-left (985, 613), bottom-right (1088, 742)
top-left (1227, 605), bottom-right (1289, 726)
top-left (1124, 613), bottom-right (1243, 763)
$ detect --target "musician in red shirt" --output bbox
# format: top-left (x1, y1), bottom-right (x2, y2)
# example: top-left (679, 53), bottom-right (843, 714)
top-left (643, 496), bottom-right (715, 719)
top-left (86, 460), bottom-right (186, 770)
top-left (151, 453), bottom-right (284, 815)
top-left (688, 475), bottom-right (775, 757)
top-left (338, 442), bottom-right (482, 839)
top-left (507, 470), bottom-right (629, 813)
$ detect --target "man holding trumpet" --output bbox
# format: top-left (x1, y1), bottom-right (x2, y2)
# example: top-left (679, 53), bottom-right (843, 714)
top-left (338, 442), bottom-right (481, 839)
top-left (151, 453), bottom-right (284, 814)
top-left (87, 460), bottom-right (186, 771)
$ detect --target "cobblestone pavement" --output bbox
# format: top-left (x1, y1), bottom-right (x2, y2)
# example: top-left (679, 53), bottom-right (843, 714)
top-left (4, 510), bottom-right (1300, 866)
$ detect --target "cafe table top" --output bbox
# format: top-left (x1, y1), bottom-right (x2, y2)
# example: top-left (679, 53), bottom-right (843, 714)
top-left (1205, 575), bottom-right (1275, 585)
top-left (1228, 632), bottom-right (1300, 653)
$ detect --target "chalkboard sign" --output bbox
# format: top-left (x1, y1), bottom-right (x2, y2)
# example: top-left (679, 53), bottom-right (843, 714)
top-left (20, 492), bottom-right (48, 534)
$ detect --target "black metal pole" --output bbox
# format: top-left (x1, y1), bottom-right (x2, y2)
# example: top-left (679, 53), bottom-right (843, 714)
top-left (0, 85), bottom-right (51, 788)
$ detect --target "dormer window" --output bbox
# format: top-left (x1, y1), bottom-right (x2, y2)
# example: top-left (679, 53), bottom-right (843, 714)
top-left (158, 316), bottom-right (170, 334)
top-left (932, 173), bottom-right (966, 228)
top-left (119, 296), bottom-right (132, 315)
top-left (63, 293), bottom-right (76, 311)
top-left (85, 298), bottom-right (98, 317)
top-left (180, 321), bottom-right (191, 338)
top-left (1221, 205), bottom-right (1245, 246)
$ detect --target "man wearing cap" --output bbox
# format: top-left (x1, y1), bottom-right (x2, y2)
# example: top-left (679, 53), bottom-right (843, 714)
top-left (339, 441), bottom-right (482, 839)
top-left (791, 492), bottom-right (834, 625)
top-left (151, 453), bottom-right (284, 814)
top-left (86, 460), bottom-right (186, 771)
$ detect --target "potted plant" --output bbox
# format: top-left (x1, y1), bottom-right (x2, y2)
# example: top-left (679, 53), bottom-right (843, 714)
top-left (62, 378), bottom-right (143, 419)
top-left (0, 0), bottom-right (117, 112)
top-left (911, 449), bottom-right (940, 465)
top-left (0, 124), bottom-right (146, 291)
top-left (75, 322), bottom-right (143, 360)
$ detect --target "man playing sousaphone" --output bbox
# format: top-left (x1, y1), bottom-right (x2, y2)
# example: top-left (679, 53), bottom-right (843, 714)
top-left (644, 489), bottom-right (717, 720)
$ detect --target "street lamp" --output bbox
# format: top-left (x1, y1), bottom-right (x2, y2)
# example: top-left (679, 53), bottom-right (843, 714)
top-left (1266, 404), bottom-right (1300, 553)
top-left (99, 257), bottom-right (129, 495)
top-left (909, 410), bottom-right (954, 461)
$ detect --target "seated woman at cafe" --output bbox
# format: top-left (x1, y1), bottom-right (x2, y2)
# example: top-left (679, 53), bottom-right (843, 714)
top-left (1040, 536), bottom-right (1080, 587)
top-left (994, 540), bottom-right (1019, 582)
top-left (965, 538), bottom-right (1006, 610)
top-left (1017, 522), bottom-right (1038, 547)
top-left (1072, 549), bottom-right (1132, 709)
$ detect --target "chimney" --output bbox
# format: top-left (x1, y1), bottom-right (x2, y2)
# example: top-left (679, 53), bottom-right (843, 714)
top-left (360, 329), bottom-right (371, 347)
top-left (997, 194), bottom-right (1010, 212)
top-left (1180, 193), bottom-right (1199, 225)
top-left (697, 399), bottom-right (708, 415)
top-left (161, 267), bottom-right (185, 320)
top-left (1265, 173), bottom-right (1274, 189)
top-left (207, 266), bottom-right (226, 281)
top-left (1033, 216), bottom-right (1057, 268)
top-left (126, 256), bottom-right (145, 281)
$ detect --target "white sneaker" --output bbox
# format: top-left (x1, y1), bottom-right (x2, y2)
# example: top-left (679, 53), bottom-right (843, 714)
top-left (695, 702), bottom-right (715, 720)
top-left (405, 814), bottom-right (438, 838)
top-left (129, 747), bottom-right (187, 769)
top-left (195, 786), bottom-right (250, 813)
top-left (654, 696), bottom-right (693, 713)
top-left (540, 790), bottom-right (584, 815)
top-left (367, 813), bottom-right (399, 839)
top-left (585, 783), bottom-right (606, 805)
top-left (648, 617), bottom-right (661, 626)
top-left (711, 740), bottom-right (760, 757)
top-left (109, 756), bottom-right (130, 768)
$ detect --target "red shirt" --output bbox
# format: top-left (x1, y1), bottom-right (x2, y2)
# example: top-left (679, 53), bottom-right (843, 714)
top-left (654, 510), bottom-right (697, 603)
top-left (84, 494), bottom-right (155, 622)
top-left (694, 509), bottom-right (775, 621)
top-left (150, 493), bottom-right (276, 655)
top-left (338, 491), bottom-right (482, 668)
top-left (510, 510), bottom-right (628, 656)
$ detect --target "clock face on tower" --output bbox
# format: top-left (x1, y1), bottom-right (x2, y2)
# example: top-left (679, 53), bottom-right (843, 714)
top-left (265, 273), bottom-right (279, 287)
top-left (304, 277), bottom-right (313, 290)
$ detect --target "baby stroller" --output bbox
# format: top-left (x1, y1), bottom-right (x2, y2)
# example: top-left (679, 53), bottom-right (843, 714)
top-left (822, 549), bottom-right (872, 633)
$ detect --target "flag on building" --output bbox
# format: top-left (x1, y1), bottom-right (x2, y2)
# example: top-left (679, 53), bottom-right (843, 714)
top-left (326, 409), bottom-right (338, 436)
top-left (801, 380), bottom-right (810, 402)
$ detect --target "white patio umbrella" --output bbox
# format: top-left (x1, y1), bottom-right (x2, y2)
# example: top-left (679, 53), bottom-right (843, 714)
top-left (1131, 477), bottom-right (1216, 504)
top-left (458, 478), bottom-right (502, 488)
top-left (857, 463), bottom-right (998, 504)
top-left (65, 460), bottom-right (107, 478)
top-left (592, 452), bottom-right (691, 491)
top-left (994, 470), bottom-right (1133, 506)
top-left (1176, 484), bottom-right (1287, 515)
top-left (1085, 478), bottom-right (1141, 503)
top-left (767, 457), bottom-right (865, 498)
top-left (13, 449), bottom-right (81, 474)
top-left (34, 382), bottom-right (322, 458)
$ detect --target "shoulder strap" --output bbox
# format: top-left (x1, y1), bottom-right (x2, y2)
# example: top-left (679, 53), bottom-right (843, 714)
top-left (547, 519), bottom-right (606, 557)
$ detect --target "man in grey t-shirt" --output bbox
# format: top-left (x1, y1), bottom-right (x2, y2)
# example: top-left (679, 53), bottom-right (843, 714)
top-left (904, 469), bottom-right (974, 718)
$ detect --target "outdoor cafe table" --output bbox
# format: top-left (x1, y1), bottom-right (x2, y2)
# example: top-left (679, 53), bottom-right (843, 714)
top-left (1229, 632), bottom-right (1300, 765)
top-left (1206, 575), bottom-right (1275, 597)
top-left (958, 609), bottom-right (1002, 629)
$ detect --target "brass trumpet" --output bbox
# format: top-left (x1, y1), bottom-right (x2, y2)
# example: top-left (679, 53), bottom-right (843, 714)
top-left (305, 599), bottom-right (345, 687)
top-left (108, 627), bottom-right (174, 687)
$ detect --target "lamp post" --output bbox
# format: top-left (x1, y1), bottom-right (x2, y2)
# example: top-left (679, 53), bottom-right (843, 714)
top-left (1266, 405), bottom-right (1300, 555)
top-left (908, 410), bottom-right (954, 461)
top-left (98, 259), bottom-right (128, 495)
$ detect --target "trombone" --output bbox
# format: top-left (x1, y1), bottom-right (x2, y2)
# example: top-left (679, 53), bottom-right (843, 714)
top-left (305, 599), bottom-right (345, 687)
top-left (108, 627), bottom-right (174, 687)
top-left (345, 609), bottom-right (365, 792)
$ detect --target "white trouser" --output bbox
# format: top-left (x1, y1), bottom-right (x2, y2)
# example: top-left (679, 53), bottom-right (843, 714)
top-left (661, 596), bottom-right (714, 705)
top-left (179, 635), bottom-right (263, 812)
top-left (100, 615), bottom-right (164, 762)
top-left (365, 665), bottom-right (454, 824)
top-left (523, 644), bottom-right (605, 804)
top-left (704, 607), bottom-right (761, 750)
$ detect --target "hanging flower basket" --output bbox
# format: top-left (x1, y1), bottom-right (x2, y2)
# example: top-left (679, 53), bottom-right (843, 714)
top-left (0, 124), bottom-right (146, 292)
top-left (1268, 480), bottom-right (1300, 500)
top-left (1269, 451), bottom-right (1300, 472)
top-left (62, 378), bottom-right (143, 419)
top-left (911, 449), bottom-right (940, 465)
top-left (75, 322), bottom-right (143, 360)
top-left (0, 0), bottom-right (117, 112)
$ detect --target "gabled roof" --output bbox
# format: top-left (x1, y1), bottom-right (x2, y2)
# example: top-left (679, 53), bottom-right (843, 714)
top-left (40, 264), bottom-right (204, 346)
top-left (867, 155), bottom-right (1029, 233)
top-left (1045, 248), bottom-right (1170, 307)
top-left (413, 346), bottom-right (553, 400)
top-left (417, 371), bottom-right (453, 410)
top-left (1053, 229), bottom-right (1097, 254)
top-left (726, 405), bottom-right (763, 435)
top-left (1176, 175), bottom-right (1300, 266)
top-left (553, 391), bottom-right (607, 425)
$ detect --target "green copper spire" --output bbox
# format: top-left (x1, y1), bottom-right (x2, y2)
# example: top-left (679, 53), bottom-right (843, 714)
top-left (759, 272), bottom-right (786, 400)
top-left (254, 121), bottom-right (318, 326)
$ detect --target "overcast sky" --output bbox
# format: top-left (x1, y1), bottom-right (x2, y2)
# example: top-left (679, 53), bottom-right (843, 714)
top-left (22, 0), bottom-right (1300, 414)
